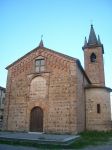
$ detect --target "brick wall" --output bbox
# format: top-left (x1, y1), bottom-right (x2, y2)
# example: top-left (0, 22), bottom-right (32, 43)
top-left (85, 87), bottom-right (111, 131)
top-left (84, 47), bottom-right (105, 86)
top-left (3, 47), bottom-right (85, 134)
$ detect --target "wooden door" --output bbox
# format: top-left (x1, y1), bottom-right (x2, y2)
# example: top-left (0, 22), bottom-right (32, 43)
top-left (30, 107), bottom-right (43, 132)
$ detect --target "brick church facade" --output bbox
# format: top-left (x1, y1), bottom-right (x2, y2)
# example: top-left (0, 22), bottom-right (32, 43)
top-left (3, 25), bottom-right (112, 134)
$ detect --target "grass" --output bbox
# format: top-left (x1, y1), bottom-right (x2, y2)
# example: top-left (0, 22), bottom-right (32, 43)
top-left (70, 131), bottom-right (112, 149)
top-left (0, 131), bottom-right (112, 149)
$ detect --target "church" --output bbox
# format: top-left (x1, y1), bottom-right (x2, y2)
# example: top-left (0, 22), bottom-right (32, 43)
top-left (3, 25), bottom-right (112, 134)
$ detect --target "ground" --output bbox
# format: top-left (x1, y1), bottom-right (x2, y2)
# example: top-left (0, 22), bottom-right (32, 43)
top-left (0, 131), bottom-right (112, 149)
top-left (0, 144), bottom-right (38, 150)
top-left (0, 144), bottom-right (112, 150)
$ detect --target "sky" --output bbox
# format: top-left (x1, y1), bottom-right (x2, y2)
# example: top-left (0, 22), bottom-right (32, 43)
top-left (0, 0), bottom-right (112, 94)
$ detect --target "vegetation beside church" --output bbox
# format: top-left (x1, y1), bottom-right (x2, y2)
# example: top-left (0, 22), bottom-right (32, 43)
top-left (0, 131), bottom-right (112, 149)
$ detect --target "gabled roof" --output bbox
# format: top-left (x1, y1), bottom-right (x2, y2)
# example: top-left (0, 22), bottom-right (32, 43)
top-left (6, 45), bottom-right (91, 84)
top-left (6, 46), bottom-right (77, 69)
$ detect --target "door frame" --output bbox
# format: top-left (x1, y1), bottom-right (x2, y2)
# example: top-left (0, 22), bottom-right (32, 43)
top-left (29, 106), bottom-right (43, 132)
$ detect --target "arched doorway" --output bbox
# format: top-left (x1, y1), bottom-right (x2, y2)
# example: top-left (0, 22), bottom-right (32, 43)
top-left (30, 107), bottom-right (43, 132)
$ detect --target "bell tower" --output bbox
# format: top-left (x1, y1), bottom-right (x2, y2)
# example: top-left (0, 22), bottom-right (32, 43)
top-left (82, 25), bottom-right (105, 86)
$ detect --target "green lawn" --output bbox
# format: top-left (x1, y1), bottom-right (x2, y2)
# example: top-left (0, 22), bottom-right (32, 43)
top-left (70, 131), bottom-right (112, 149)
top-left (0, 131), bottom-right (112, 149)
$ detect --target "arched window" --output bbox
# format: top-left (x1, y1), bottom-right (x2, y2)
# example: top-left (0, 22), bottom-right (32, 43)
top-left (35, 56), bottom-right (45, 72)
top-left (90, 53), bottom-right (96, 62)
top-left (30, 77), bottom-right (46, 99)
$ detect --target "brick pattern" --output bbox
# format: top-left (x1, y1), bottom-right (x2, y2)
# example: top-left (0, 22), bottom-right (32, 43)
top-left (76, 65), bottom-right (89, 132)
top-left (85, 88), bottom-right (111, 131)
top-left (3, 48), bottom-right (87, 134)
top-left (3, 46), bottom-right (111, 133)
top-left (84, 47), bottom-right (105, 86)
top-left (84, 45), bottom-right (111, 131)
top-left (10, 49), bottom-right (70, 79)
top-left (30, 77), bottom-right (47, 99)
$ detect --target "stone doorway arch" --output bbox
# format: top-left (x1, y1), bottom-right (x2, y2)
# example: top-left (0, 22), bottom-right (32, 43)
top-left (30, 106), bottom-right (43, 132)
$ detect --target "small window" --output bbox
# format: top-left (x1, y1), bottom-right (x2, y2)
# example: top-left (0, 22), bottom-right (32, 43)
top-left (90, 53), bottom-right (96, 62)
top-left (35, 59), bottom-right (45, 72)
top-left (2, 98), bottom-right (5, 104)
top-left (0, 116), bottom-right (3, 120)
top-left (97, 104), bottom-right (101, 114)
